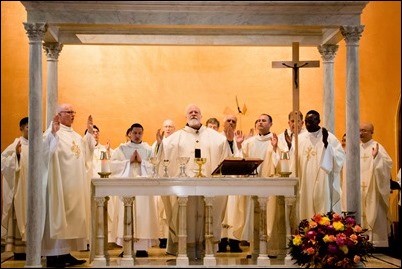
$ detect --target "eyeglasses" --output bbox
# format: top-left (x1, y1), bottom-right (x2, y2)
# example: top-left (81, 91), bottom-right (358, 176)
top-left (60, 111), bottom-right (76, 115)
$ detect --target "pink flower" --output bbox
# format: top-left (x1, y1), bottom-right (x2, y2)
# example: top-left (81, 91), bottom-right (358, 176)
top-left (306, 247), bottom-right (315, 255)
top-left (309, 220), bottom-right (318, 229)
top-left (307, 230), bottom-right (317, 240)
top-left (353, 255), bottom-right (361, 263)
top-left (354, 225), bottom-right (362, 233)
top-left (328, 244), bottom-right (338, 254)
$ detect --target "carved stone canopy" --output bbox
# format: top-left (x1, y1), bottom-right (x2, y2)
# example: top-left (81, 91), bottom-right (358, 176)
top-left (21, 1), bottom-right (368, 46)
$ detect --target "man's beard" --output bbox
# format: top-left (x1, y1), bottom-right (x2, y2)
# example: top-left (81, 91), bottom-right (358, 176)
top-left (188, 118), bottom-right (201, 128)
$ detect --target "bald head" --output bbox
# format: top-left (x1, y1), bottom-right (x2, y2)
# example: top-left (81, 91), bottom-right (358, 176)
top-left (185, 104), bottom-right (202, 129)
top-left (360, 122), bottom-right (374, 143)
top-left (162, 119), bottom-right (175, 138)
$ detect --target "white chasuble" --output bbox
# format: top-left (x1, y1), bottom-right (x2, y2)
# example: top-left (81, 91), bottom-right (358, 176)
top-left (159, 126), bottom-right (231, 251)
top-left (44, 124), bottom-right (94, 241)
top-left (360, 139), bottom-right (392, 247)
top-left (297, 129), bottom-right (345, 221)
top-left (241, 134), bottom-right (283, 256)
top-left (110, 141), bottom-right (159, 249)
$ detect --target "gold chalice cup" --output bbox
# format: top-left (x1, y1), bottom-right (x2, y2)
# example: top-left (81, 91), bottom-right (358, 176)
top-left (194, 157), bottom-right (207, 178)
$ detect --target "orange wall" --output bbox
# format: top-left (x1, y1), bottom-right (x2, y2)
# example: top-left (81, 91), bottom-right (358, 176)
top-left (1, 1), bottom-right (401, 176)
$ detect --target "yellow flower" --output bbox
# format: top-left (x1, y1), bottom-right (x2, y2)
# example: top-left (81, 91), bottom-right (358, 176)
top-left (340, 245), bottom-right (349, 254)
top-left (323, 234), bottom-right (336, 243)
top-left (333, 221), bottom-right (344, 231)
top-left (292, 235), bottom-right (303, 246)
top-left (318, 216), bottom-right (330, 226)
top-left (309, 220), bottom-right (317, 228)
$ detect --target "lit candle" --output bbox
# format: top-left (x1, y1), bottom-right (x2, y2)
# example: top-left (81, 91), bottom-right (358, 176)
top-left (101, 159), bottom-right (110, 173)
top-left (280, 159), bottom-right (290, 173)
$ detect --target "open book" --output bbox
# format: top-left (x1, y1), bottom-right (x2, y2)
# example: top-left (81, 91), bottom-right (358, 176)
top-left (211, 157), bottom-right (263, 176)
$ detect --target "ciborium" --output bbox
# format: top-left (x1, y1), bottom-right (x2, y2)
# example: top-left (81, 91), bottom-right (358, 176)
top-left (177, 157), bottom-right (190, 177)
top-left (194, 157), bottom-right (207, 178)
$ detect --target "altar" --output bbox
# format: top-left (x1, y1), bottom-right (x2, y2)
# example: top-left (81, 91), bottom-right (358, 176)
top-left (90, 177), bottom-right (298, 267)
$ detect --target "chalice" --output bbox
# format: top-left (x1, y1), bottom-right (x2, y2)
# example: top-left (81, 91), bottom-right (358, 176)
top-left (162, 159), bottom-right (170, 177)
top-left (177, 157), bottom-right (190, 177)
top-left (194, 157), bottom-right (207, 178)
top-left (148, 157), bottom-right (159, 178)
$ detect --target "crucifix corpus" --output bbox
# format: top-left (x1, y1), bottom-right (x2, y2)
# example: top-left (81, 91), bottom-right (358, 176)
top-left (272, 42), bottom-right (320, 177)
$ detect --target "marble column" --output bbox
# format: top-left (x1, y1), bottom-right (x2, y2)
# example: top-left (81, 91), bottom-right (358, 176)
top-left (43, 42), bottom-right (63, 127)
top-left (318, 44), bottom-right (339, 133)
top-left (23, 22), bottom-right (47, 268)
top-left (121, 197), bottom-right (134, 266)
top-left (257, 196), bottom-right (269, 266)
top-left (93, 197), bottom-right (107, 266)
top-left (340, 25), bottom-right (365, 222)
top-left (176, 196), bottom-right (189, 266)
top-left (203, 196), bottom-right (216, 266)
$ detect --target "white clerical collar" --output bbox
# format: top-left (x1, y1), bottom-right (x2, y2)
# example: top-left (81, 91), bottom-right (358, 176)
top-left (259, 132), bottom-right (271, 136)
top-left (19, 136), bottom-right (29, 145)
top-left (309, 129), bottom-right (321, 138)
top-left (183, 125), bottom-right (203, 134)
top-left (60, 123), bottom-right (73, 132)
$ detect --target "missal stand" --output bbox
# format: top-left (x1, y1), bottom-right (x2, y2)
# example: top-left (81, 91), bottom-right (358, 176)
top-left (211, 157), bottom-right (263, 176)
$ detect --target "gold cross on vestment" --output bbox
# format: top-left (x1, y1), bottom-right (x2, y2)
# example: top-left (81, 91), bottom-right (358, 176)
top-left (272, 42), bottom-right (320, 176)
top-left (71, 140), bottom-right (81, 158)
top-left (304, 146), bottom-right (316, 161)
top-left (361, 152), bottom-right (371, 162)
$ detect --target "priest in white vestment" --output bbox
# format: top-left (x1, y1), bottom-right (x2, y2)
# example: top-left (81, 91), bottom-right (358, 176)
top-left (241, 113), bottom-right (283, 257)
top-left (297, 110), bottom-right (345, 223)
top-left (277, 111), bottom-right (307, 231)
top-left (359, 122), bottom-right (392, 247)
top-left (157, 104), bottom-right (232, 259)
top-left (219, 114), bottom-right (248, 253)
top-left (277, 111), bottom-right (307, 174)
top-left (41, 104), bottom-right (94, 267)
top-left (152, 119), bottom-right (176, 248)
top-left (85, 125), bottom-right (116, 243)
top-left (110, 123), bottom-right (159, 257)
top-left (1, 117), bottom-right (29, 258)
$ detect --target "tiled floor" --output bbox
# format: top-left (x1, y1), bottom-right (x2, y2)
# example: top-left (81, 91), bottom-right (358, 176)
top-left (1, 244), bottom-right (401, 268)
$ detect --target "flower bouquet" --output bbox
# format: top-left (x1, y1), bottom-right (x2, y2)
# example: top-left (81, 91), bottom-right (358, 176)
top-left (288, 212), bottom-right (374, 268)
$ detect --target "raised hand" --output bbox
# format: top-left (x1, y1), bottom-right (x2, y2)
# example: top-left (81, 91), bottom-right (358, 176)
top-left (156, 128), bottom-right (164, 145)
top-left (15, 140), bottom-right (22, 155)
top-left (284, 129), bottom-right (292, 149)
top-left (51, 114), bottom-right (60, 135)
top-left (271, 132), bottom-right (278, 152)
top-left (87, 115), bottom-right (94, 134)
top-left (322, 127), bottom-right (329, 148)
top-left (372, 142), bottom-right (379, 158)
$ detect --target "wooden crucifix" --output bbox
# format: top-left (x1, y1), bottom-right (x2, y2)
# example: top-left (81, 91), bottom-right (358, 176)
top-left (272, 42), bottom-right (320, 177)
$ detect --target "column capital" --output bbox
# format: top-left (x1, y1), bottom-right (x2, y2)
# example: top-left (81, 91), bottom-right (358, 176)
top-left (43, 42), bottom-right (63, 60)
top-left (94, 197), bottom-right (106, 207)
top-left (122, 197), bottom-right (134, 205)
top-left (177, 196), bottom-right (188, 205)
top-left (340, 25), bottom-right (365, 45)
top-left (23, 22), bottom-right (47, 43)
top-left (318, 44), bottom-right (339, 62)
